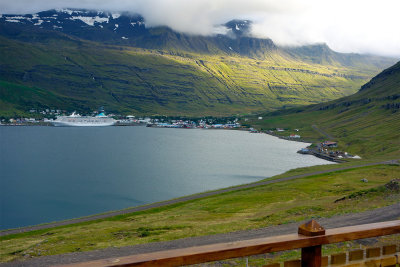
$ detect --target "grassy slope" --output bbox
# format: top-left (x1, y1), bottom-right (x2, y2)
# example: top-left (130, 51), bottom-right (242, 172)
top-left (0, 34), bottom-right (391, 117)
top-left (1, 164), bottom-right (398, 262)
top-left (0, 80), bottom-right (69, 118)
top-left (247, 62), bottom-right (400, 159)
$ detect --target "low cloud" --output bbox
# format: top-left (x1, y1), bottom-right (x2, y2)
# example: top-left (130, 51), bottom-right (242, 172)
top-left (1, 0), bottom-right (399, 57)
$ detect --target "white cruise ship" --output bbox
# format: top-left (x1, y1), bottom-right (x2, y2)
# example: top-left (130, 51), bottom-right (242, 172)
top-left (52, 112), bottom-right (116, 127)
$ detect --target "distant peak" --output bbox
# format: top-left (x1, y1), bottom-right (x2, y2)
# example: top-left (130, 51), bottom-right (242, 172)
top-left (224, 19), bottom-right (252, 37)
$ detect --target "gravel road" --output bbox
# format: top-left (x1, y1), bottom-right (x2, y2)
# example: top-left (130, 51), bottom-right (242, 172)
top-left (312, 124), bottom-right (335, 140)
top-left (1, 203), bottom-right (399, 267)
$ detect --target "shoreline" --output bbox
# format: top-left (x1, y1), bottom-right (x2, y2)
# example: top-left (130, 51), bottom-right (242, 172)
top-left (1, 159), bottom-right (397, 236)
top-left (0, 126), bottom-right (335, 233)
top-left (261, 130), bottom-right (347, 163)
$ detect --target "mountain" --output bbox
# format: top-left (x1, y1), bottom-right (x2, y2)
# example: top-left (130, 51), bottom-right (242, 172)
top-left (0, 9), bottom-right (397, 117)
top-left (249, 61), bottom-right (400, 158)
top-left (0, 9), bottom-right (276, 56)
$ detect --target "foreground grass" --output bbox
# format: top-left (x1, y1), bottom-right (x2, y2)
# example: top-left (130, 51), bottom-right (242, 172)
top-left (265, 158), bottom-right (395, 181)
top-left (1, 164), bottom-right (399, 263)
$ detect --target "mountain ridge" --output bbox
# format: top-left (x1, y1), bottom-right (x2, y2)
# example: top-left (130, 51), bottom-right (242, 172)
top-left (1, 8), bottom-right (394, 61)
top-left (0, 9), bottom-right (281, 59)
top-left (0, 9), bottom-right (397, 117)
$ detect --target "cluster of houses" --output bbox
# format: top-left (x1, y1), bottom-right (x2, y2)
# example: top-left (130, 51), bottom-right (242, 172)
top-left (299, 140), bottom-right (361, 162)
top-left (6, 118), bottom-right (39, 124)
top-left (246, 124), bottom-right (363, 162)
top-left (116, 116), bottom-right (151, 124)
top-left (317, 141), bottom-right (353, 159)
top-left (29, 109), bottom-right (63, 116)
top-left (2, 117), bottom-right (50, 125)
top-left (266, 128), bottom-right (302, 139)
top-left (146, 119), bottom-right (241, 129)
top-left (113, 115), bottom-right (242, 129)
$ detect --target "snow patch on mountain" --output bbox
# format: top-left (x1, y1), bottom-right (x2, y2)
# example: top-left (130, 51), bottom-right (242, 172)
top-left (4, 15), bottom-right (25, 23)
top-left (6, 16), bottom-right (25, 19)
top-left (57, 9), bottom-right (74, 15)
top-left (131, 21), bottom-right (143, 27)
top-left (71, 16), bottom-right (109, 26)
top-left (34, 20), bottom-right (43, 26)
top-left (112, 13), bottom-right (120, 19)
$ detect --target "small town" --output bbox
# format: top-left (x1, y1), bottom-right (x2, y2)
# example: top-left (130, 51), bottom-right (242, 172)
top-left (0, 110), bottom-right (242, 129)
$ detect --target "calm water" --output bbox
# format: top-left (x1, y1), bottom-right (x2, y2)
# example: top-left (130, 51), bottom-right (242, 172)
top-left (0, 126), bottom-right (332, 229)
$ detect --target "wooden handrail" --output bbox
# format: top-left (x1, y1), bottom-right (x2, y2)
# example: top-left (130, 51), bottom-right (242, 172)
top-left (58, 220), bottom-right (400, 267)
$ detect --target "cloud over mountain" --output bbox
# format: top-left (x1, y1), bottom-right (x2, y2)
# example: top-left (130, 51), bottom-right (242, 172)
top-left (1, 0), bottom-right (399, 57)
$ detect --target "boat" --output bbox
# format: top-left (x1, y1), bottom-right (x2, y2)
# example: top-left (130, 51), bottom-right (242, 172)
top-left (52, 112), bottom-right (116, 127)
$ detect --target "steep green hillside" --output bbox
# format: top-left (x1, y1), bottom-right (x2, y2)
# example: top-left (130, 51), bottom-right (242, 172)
top-left (0, 81), bottom-right (69, 118)
top-left (248, 62), bottom-right (400, 158)
top-left (1, 33), bottom-right (394, 117)
top-left (0, 9), bottom-right (397, 116)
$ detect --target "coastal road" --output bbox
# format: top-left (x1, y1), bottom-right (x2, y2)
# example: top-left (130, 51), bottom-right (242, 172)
top-left (312, 124), bottom-right (335, 140)
top-left (2, 203), bottom-right (399, 267)
top-left (1, 159), bottom-right (398, 237)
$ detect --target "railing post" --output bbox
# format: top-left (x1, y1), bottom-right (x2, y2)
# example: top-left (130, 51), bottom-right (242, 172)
top-left (298, 220), bottom-right (326, 267)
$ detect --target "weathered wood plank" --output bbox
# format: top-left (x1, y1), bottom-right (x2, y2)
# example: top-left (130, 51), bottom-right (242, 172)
top-left (301, 245), bottom-right (321, 267)
top-left (382, 245), bottom-right (397, 255)
top-left (331, 253), bottom-right (346, 265)
top-left (284, 259), bottom-right (301, 267)
top-left (366, 247), bottom-right (381, 258)
top-left (349, 249), bottom-right (364, 261)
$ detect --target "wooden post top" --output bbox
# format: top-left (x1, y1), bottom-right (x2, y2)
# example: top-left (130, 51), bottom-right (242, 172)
top-left (298, 220), bottom-right (325, 236)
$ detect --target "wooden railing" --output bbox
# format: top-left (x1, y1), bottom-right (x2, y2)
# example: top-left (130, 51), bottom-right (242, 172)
top-left (59, 220), bottom-right (400, 267)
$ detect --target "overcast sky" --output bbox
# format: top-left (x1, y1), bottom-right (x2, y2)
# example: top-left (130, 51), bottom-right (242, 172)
top-left (1, 0), bottom-right (399, 57)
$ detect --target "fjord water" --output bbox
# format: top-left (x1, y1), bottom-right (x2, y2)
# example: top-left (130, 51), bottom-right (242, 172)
top-left (0, 126), bottom-right (332, 230)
